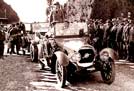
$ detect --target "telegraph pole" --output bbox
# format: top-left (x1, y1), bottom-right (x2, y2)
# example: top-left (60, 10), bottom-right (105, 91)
top-left (4, 9), bottom-right (7, 18)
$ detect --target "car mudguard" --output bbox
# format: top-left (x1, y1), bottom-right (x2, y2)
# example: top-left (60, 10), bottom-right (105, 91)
top-left (54, 51), bottom-right (69, 66)
top-left (37, 44), bottom-right (44, 59)
top-left (99, 48), bottom-right (119, 61)
top-left (30, 43), bottom-right (38, 62)
top-left (30, 44), bottom-right (34, 52)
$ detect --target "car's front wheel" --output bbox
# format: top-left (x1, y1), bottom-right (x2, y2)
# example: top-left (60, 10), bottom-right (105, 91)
top-left (56, 60), bottom-right (67, 88)
top-left (101, 57), bottom-right (115, 84)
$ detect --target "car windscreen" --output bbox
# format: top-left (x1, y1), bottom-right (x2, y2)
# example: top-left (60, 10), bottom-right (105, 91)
top-left (48, 22), bottom-right (88, 36)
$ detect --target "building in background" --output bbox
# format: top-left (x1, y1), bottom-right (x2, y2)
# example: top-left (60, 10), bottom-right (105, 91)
top-left (0, 18), bottom-right (8, 24)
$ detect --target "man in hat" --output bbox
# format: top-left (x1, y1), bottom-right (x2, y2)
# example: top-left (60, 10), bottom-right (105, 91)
top-left (122, 18), bottom-right (131, 59)
top-left (103, 19), bottom-right (113, 48)
top-left (108, 18), bottom-right (118, 51)
top-left (49, 1), bottom-right (64, 26)
top-left (116, 18), bottom-right (124, 58)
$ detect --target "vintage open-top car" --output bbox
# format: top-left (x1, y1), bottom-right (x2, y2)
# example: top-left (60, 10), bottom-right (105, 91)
top-left (48, 22), bottom-right (117, 88)
top-left (30, 22), bottom-right (117, 88)
top-left (54, 38), bottom-right (117, 88)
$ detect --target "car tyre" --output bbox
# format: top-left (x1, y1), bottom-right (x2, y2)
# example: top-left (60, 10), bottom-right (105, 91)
top-left (56, 60), bottom-right (67, 88)
top-left (30, 46), bottom-right (38, 62)
top-left (101, 57), bottom-right (115, 84)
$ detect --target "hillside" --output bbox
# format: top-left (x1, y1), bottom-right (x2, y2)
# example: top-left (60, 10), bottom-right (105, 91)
top-left (0, 0), bottom-right (19, 23)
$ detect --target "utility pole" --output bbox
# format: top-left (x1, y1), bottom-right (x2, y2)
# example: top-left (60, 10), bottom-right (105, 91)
top-left (4, 9), bottom-right (7, 18)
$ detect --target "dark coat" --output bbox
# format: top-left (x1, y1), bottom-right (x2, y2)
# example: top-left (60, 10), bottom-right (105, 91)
top-left (50, 9), bottom-right (64, 24)
top-left (129, 26), bottom-right (134, 42)
top-left (116, 24), bottom-right (123, 42)
top-left (103, 23), bottom-right (113, 41)
top-left (122, 24), bottom-right (131, 43)
top-left (109, 25), bottom-right (117, 41)
top-left (0, 30), bottom-right (5, 42)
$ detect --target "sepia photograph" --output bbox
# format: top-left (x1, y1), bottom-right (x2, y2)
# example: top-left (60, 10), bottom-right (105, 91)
top-left (0, 0), bottom-right (134, 91)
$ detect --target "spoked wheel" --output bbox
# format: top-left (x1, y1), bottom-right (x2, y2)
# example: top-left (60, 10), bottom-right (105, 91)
top-left (30, 46), bottom-right (38, 62)
top-left (101, 58), bottom-right (115, 84)
top-left (30, 50), bottom-right (34, 61)
top-left (56, 60), bottom-right (67, 88)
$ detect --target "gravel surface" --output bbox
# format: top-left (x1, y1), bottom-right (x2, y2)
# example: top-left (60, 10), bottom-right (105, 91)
top-left (0, 55), bottom-right (35, 91)
top-left (0, 55), bottom-right (134, 91)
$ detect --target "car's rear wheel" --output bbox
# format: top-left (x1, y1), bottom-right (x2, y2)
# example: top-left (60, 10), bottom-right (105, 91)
top-left (101, 57), bottom-right (115, 84)
top-left (56, 60), bottom-right (67, 88)
top-left (30, 46), bottom-right (38, 62)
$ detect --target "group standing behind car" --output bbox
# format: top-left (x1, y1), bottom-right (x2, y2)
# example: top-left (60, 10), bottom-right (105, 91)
top-left (47, 1), bottom-right (134, 62)
top-left (87, 16), bottom-right (134, 62)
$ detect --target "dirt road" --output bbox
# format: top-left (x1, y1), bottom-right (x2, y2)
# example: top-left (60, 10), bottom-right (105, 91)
top-left (0, 55), bottom-right (134, 91)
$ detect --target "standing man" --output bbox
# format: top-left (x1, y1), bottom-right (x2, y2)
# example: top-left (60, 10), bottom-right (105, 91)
top-left (103, 19), bottom-right (113, 48)
top-left (128, 21), bottom-right (134, 62)
top-left (19, 22), bottom-right (26, 35)
top-left (116, 18), bottom-right (124, 59)
top-left (0, 24), bottom-right (5, 59)
top-left (108, 18), bottom-right (118, 51)
top-left (49, 2), bottom-right (64, 26)
top-left (9, 24), bottom-right (21, 54)
top-left (122, 18), bottom-right (131, 59)
top-left (91, 21), bottom-right (103, 53)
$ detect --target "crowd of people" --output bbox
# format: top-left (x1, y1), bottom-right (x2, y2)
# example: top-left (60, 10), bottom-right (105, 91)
top-left (47, 1), bottom-right (134, 62)
top-left (87, 17), bottom-right (134, 62)
top-left (0, 22), bottom-right (28, 59)
top-left (0, 0), bottom-right (134, 63)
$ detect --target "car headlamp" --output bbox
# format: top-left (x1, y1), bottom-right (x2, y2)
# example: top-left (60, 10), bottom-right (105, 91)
top-left (83, 53), bottom-right (90, 59)
top-left (100, 52), bottom-right (109, 61)
top-left (71, 53), bottom-right (81, 62)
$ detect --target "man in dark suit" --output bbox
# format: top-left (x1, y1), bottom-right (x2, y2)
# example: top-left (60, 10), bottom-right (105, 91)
top-left (128, 20), bottom-right (134, 62)
top-left (122, 18), bottom-right (131, 59)
top-left (91, 21), bottom-right (104, 53)
top-left (9, 24), bottom-right (21, 54)
top-left (116, 19), bottom-right (124, 59)
top-left (103, 19), bottom-right (113, 48)
top-left (108, 18), bottom-right (118, 51)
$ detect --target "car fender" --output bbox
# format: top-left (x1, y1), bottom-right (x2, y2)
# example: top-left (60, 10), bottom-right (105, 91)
top-left (37, 44), bottom-right (44, 59)
top-left (30, 44), bottom-right (34, 52)
top-left (99, 48), bottom-right (119, 61)
top-left (30, 44), bottom-right (38, 54)
top-left (54, 51), bottom-right (69, 66)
